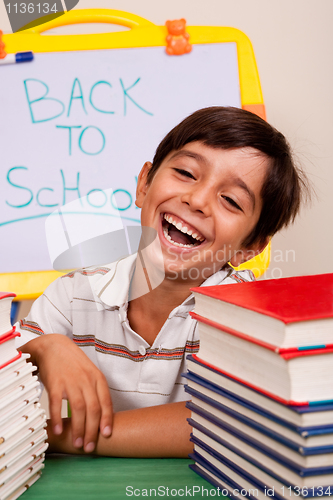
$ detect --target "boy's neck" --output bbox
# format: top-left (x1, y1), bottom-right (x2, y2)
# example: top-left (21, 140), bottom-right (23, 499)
top-left (127, 261), bottom-right (202, 346)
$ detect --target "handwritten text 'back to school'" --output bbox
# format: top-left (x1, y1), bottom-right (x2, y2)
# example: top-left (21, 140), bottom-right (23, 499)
top-left (4, 77), bottom-right (151, 222)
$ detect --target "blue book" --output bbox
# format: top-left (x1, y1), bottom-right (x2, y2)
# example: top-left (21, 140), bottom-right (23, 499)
top-left (189, 462), bottom-right (237, 496)
top-left (184, 377), bottom-right (333, 454)
top-left (190, 454), bottom-right (260, 499)
top-left (190, 448), bottom-right (284, 500)
top-left (189, 416), bottom-right (333, 488)
top-left (186, 355), bottom-right (333, 429)
top-left (190, 435), bottom-right (333, 499)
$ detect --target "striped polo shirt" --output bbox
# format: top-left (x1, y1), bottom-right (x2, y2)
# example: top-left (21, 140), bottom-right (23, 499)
top-left (15, 254), bottom-right (254, 412)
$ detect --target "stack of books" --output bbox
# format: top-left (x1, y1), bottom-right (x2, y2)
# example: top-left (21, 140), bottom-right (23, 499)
top-left (0, 292), bottom-right (48, 500)
top-left (185, 273), bottom-right (333, 500)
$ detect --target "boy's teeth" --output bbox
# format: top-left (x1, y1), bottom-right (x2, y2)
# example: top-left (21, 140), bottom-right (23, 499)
top-left (163, 214), bottom-right (204, 242)
top-left (163, 227), bottom-right (194, 248)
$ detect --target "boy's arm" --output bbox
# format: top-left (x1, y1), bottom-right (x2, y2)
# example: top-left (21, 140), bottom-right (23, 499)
top-left (19, 334), bottom-right (113, 452)
top-left (47, 402), bottom-right (193, 458)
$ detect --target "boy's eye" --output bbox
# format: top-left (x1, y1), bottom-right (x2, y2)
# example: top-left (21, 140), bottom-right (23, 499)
top-left (174, 168), bottom-right (196, 179)
top-left (222, 196), bottom-right (242, 211)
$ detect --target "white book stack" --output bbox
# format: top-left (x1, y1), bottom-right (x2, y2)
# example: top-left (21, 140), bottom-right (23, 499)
top-left (0, 293), bottom-right (47, 500)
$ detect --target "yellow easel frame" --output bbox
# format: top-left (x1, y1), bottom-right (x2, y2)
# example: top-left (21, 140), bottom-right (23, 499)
top-left (1, 9), bottom-right (270, 300)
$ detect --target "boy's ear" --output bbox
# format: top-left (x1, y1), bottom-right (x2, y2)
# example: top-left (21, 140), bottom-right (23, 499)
top-left (135, 161), bottom-right (152, 208)
top-left (229, 238), bottom-right (270, 268)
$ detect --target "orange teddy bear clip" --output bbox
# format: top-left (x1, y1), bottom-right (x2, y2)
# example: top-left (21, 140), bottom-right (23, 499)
top-left (0, 31), bottom-right (7, 59)
top-left (165, 19), bottom-right (192, 56)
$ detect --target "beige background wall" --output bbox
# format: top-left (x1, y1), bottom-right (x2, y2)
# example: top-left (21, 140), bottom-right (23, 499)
top-left (1, 0), bottom-right (332, 279)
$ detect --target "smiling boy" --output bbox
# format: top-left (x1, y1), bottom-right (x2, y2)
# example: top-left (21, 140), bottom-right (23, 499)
top-left (16, 107), bottom-right (308, 457)
top-left (128, 144), bottom-right (267, 345)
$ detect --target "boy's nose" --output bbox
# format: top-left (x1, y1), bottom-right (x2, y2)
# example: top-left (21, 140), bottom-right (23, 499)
top-left (181, 186), bottom-right (212, 216)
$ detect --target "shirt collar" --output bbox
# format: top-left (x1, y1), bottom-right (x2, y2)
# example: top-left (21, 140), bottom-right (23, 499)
top-left (93, 253), bottom-right (137, 308)
top-left (93, 254), bottom-right (248, 310)
top-left (180, 265), bottom-right (236, 308)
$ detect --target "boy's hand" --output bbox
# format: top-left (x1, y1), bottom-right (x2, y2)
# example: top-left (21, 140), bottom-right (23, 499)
top-left (19, 334), bottom-right (113, 453)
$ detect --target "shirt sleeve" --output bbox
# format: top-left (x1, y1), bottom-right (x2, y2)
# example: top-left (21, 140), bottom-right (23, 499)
top-left (15, 274), bottom-right (74, 349)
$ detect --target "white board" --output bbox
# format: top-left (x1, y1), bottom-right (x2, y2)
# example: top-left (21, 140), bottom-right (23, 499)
top-left (0, 43), bottom-right (241, 272)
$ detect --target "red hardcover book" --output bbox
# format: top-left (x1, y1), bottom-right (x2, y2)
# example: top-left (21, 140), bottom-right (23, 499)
top-left (0, 293), bottom-right (21, 369)
top-left (191, 273), bottom-right (333, 350)
top-left (0, 329), bottom-right (21, 370)
top-left (192, 313), bottom-right (333, 405)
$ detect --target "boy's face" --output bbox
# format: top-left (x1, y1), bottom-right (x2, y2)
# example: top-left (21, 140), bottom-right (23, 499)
top-left (136, 142), bottom-right (268, 285)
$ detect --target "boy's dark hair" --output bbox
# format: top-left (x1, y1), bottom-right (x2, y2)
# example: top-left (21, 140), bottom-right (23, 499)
top-left (148, 106), bottom-right (310, 247)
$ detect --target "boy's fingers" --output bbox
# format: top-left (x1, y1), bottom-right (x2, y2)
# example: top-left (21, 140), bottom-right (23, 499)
top-left (67, 388), bottom-right (87, 449)
top-left (96, 378), bottom-right (113, 437)
top-left (28, 335), bottom-right (113, 450)
top-left (81, 388), bottom-right (102, 452)
top-left (48, 388), bottom-right (64, 436)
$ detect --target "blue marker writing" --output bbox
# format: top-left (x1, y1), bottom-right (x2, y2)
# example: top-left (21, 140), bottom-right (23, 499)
top-left (0, 52), bottom-right (34, 65)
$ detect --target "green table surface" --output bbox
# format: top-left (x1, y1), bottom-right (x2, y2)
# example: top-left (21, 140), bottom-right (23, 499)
top-left (22, 454), bottom-right (224, 500)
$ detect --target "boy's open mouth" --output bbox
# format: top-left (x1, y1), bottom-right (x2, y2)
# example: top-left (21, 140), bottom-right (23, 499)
top-left (161, 213), bottom-right (205, 248)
